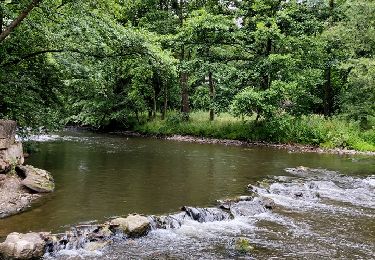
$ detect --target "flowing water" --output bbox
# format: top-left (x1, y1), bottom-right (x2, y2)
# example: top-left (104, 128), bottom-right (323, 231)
top-left (0, 131), bottom-right (374, 259)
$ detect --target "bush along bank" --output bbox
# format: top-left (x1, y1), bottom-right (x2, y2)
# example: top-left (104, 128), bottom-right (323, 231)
top-left (132, 112), bottom-right (375, 153)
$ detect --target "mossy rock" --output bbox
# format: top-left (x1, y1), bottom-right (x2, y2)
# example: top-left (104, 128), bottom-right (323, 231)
top-left (235, 237), bottom-right (254, 253)
top-left (17, 165), bottom-right (55, 193)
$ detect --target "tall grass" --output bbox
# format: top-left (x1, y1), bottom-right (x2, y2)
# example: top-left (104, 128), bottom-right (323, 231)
top-left (133, 111), bottom-right (375, 152)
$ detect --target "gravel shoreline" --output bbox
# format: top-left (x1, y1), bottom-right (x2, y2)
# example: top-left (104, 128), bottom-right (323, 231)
top-left (113, 131), bottom-right (375, 156)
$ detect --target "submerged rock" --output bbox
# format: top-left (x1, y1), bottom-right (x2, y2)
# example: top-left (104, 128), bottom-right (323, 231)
top-left (258, 197), bottom-right (276, 210)
top-left (217, 196), bottom-right (253, 210)
top-left (181, 206), bottom-right (231, 222)
top-left (84, 241), bottom-right (109, 251)
top-left (150, 212), bottom-right (189, 229)
top-left (0, 232), bottom-right (46, 259)
top-left (110, 214), bottom-right (151, 237)
top-left (230, 201), bottom-right (266, 217)
top-left (17, 165), bottom-right (55, 193)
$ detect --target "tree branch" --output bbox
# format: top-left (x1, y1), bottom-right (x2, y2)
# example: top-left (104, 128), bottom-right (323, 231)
top-left (0, 0), bottom-right (42, 43)
top-left (1, 47), bottom-right (150, 67)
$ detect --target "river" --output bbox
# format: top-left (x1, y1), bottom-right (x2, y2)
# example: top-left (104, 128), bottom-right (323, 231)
top-left (0, 131), bottom-right (374, 259)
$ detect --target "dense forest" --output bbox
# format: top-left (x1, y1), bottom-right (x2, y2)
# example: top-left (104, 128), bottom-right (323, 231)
top-left (0, 0), bottom-right (374, 150)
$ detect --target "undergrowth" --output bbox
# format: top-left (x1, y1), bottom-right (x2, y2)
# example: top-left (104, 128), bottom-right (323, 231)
top-left (133, 111), bottom-right (375, 152)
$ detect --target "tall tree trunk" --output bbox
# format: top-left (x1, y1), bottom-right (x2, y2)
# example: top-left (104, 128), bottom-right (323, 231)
top-left (208, 71), bottom-right (215, 121)
top-left (262, 38), bottom-right (272, 90)
top-left (180, 71), bottom-right (189, 115)
top-left (323, 66), bottom-right (333, 116)
top-left (0, 5), bottom-right (3, 34)
top-left (323, 0), bottom-right (335, 116)
top-left (161, 85), bottom-right (168, 120)
top-left (179, 0), bottom-right (189, 119)
top-left (152, 90), bottom-right (157, 119)
top-left (0, 0), bottom-right (42, 43)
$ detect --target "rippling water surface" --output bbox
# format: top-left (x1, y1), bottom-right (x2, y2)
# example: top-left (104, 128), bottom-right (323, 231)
top-left (1, 131), bottom-right (374, 259)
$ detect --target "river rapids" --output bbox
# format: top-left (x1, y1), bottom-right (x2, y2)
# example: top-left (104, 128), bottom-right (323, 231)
top-left (45, 166), bottom-right (375, 260)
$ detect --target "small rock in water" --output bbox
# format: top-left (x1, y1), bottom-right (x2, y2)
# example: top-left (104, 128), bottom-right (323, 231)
top-left (84, 241), bottom-right (109, 251)
top-left (259, 197), bottom-right (276, 210)
top-left (110, 214), bottom-right (151, 237)
top-left (181, 206), bottom-right (231, 222)
top-left (217, 196), bottom-right (253, 210)
top-left (0, 232), bottom-right (46, 259)
top-left (235, 237), bottom-right (254, 253)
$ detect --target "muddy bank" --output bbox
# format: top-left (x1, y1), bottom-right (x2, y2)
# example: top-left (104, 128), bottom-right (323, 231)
top-left (112, 131), bottom-right (375, 156)
top-left (0, 174), bottom-right (41, 219)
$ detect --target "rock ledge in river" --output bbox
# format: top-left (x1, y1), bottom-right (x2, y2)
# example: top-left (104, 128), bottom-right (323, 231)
top-left (17, 165), bottom-right (55, 193)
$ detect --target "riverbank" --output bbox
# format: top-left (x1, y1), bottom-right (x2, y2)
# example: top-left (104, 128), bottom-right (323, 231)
top-left (113, 132), bottom-right (375, 156)
top-left (130, 112), bottom-right (375, 154)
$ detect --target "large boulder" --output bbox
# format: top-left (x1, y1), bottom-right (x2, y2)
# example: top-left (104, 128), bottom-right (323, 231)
top-left (110, 214), bottom-right (151, 237)
top-left (0, 142), bottom-right (24, 173)
top-left (0, 232), bottom-right (46, 259)
top-left (0, 120), bottom-right (17, 150)
top-left (17, 165), bottom-right (55, 193)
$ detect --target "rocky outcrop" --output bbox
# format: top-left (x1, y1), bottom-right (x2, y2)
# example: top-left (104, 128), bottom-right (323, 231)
top-left (0, 175), bottom-right (40, 218)
top-left (17, 165), bottom-right (55, 193)
top-left (0, 232), bottom-right (46, 259)
top-left (0, 120), bottom-right (23, 173)
top-left (0, 120), bottom-right (54, 219)
top-left (110, 214), bottom-right (151, 237)
top-left (0, 120), bottom-right (17, 150)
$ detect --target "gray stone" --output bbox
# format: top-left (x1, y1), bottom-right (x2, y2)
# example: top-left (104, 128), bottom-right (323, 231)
top-left (18, 165), bottom-right (55, 193)
top-left (110, 214), bottom-right (151, 237)
top-left (0, 120), bottom-right (17, 150)
top-left (0, 142), bottom-right (24, 173)
top-left (259, 197), bottom-right (276, 210)
top-left (84, 241), bottom-right (109, 251)
top-left (0, 232), bottom-right (46, 259)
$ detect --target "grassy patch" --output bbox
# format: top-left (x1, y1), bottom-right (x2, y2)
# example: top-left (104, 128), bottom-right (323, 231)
top-left (133, 111), bottom-right (375, 152)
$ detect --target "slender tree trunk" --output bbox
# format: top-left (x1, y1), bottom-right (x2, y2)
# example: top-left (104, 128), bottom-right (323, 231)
top-left (323, 66), bottom-right (333, 116)
top-left (0, 5), bottom-right (3, 34)
top-left (208, 71), bottom-right (215, 121)
top-left (0, 0), bottom-right (42, 43)
top-left (180, 71), bottom-right (189, 115)
top-left (152, 90), bottom-right (157, 119)
top-left (178, 0), bottom-right (190, 120)
top-left (262, 38), bottom-right (272, 90)
top-left (161, 86), bottom-right (168, 120)
top-left (323, 0), bottom-right (335, 116)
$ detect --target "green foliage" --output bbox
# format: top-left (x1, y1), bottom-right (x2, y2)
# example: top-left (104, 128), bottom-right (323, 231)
top-left (0, 0), bottom-right (374, 151)
top-left (339, 58), bottom-right (375, 128)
